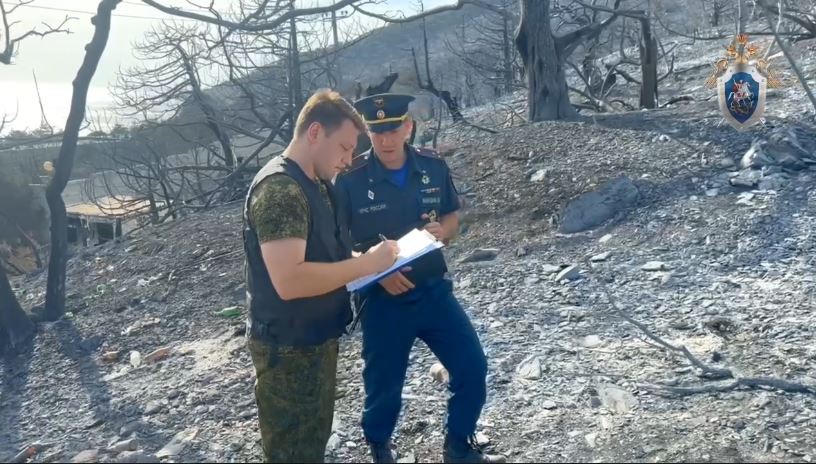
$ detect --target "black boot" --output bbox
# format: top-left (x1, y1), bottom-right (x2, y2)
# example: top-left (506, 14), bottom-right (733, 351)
top-left (443, 435), bottom-right (506, 463)
top-left (368, 440), bottom-right (396, 464)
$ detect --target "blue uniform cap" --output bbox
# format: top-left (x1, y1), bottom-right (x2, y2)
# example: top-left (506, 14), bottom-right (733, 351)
top-left (354, 93), bottom-right (416, 133)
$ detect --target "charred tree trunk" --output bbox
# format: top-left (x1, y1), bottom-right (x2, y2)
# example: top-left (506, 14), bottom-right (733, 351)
top-left (639, 17), bottom-right (658, 109)
top-left (289, 13), bottom-right (303, 112)
top-left (0, 261), bottom-right (34, 354)
top-left (44, 0), bottom-right (120, 321)
top-left (365, 73), bottom-right (399, 96)
top-left (356, 73), bottom-right (400, 155)
top-left (502, 8), bottom-right (513, 95)
top-left (515, 0), bottom-right (577, 121)
top-left (176, 46), bottom-right (235, 169)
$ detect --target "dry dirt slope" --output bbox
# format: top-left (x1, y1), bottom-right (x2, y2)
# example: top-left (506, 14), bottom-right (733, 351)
top-left (2, 108), bottom-right (816, 463)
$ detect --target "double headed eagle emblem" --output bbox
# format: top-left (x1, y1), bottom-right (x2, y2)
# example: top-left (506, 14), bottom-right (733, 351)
top-left (705, 34), bottom-right (783, 89)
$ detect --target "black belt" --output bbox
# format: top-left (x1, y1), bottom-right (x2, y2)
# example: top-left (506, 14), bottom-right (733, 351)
top-left (247, 318), bottom-right (279, 344)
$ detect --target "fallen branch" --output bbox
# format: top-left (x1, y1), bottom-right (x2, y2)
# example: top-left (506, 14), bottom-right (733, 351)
top-left (757, 0), bottom-right (816, 113)
top-left (660, 95), bottom-right (695, 108)
top-left (596, 279), bottom-right (733, 380)
top-left (643, 377), bottom-right (816, 397)
top-left (583, 256), bottom-right (816, 396)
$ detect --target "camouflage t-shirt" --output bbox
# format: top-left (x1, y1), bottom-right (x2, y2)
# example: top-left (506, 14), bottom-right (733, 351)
top-left (248, 174), bottom-right (333, 244)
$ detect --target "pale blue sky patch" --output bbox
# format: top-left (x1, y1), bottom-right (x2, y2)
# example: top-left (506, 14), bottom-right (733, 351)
top-left (0, 0), bottom-right (454, 131)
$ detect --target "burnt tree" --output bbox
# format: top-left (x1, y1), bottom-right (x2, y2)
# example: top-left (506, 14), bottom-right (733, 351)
top-left (413, 18), bottom-right (465, 123)
top-left (0, 263), bottom-right (34, 354)
top-left (355, 73), bottom-right (400, 155)
top-left (515, 0), bottom-right (621, 122)
top-left (44, 0), bottom-right (121, 321)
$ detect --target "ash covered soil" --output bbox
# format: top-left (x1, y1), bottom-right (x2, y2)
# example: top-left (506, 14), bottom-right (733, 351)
top-left (4, 38), bottom-right (816, 464)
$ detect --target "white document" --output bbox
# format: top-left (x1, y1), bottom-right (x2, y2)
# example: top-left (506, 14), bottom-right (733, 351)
top-left (346, 228), bottom-right (444, 292)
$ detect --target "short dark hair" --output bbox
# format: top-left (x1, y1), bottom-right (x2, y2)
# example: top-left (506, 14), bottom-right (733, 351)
top-left (294, 90), bottom-right (365, 137)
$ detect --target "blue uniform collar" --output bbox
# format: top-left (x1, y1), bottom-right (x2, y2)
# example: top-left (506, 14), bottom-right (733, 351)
top-left (366, 145), bottom-right (422, 183)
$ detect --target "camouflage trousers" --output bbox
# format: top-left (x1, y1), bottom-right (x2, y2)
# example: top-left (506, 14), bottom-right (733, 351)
top-left (248, 337), bottom-right (339, 463)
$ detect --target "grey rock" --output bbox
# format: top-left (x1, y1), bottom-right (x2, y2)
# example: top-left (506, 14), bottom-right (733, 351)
top-left (71, 450), bottom-right (99, 463)
top-left (542, 400), bottom-right (558, 410)
top-left (743, 139), bottom-right (806, 170)
top-left (114, 452), bottom-right (159, 464)
top-left (730, 169), bottom-right (762, 187)
top-left (460, 249), bottom-right (499, 263)
top-left (107, 439), bottom-right (139, 454)
top-left (119, 421), bottom-right (143, 437)
top-left (758, 173), bottom-right (788, 191)
top-left (516, 247), bottom-right (528, 257)
top-left (143, 401), bottom-right (163, 416)
top-left (719, 157), bottom-right (737, 169)
top-left (741, 141), bottom-right (776, 169)
top-left (559, 175), bottom-right (639, 233)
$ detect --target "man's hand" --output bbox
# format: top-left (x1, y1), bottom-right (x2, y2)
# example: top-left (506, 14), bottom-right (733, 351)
top-left (363, 240), bottom-right (399, 274)
top-left (379, 267), bottom-right (414, 295)
top-left (421, 214), bottom-right (445, 241)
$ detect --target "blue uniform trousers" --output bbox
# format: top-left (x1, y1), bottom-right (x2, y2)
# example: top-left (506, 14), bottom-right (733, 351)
top-left (359, 278), bottom-right (487, 443)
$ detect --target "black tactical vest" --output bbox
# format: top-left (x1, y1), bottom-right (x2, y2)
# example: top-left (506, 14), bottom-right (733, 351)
top-left (243, 156), bottom-right (352, 347)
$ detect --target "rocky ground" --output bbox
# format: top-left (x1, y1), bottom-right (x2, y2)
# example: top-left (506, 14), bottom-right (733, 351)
top-left (3, 35), bottom-right (816, 464)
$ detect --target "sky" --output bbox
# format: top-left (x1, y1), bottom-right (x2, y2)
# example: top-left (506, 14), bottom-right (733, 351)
top-left (0, 0), bottom-right (453, 132)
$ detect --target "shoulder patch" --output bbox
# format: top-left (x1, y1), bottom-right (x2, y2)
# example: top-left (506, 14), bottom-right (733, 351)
top-left (415, 146), bottom-right (441, 159)
top-left (339, 153), bottom-right (370, 176)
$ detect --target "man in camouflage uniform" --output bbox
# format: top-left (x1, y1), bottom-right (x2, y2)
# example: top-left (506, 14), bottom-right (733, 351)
top-left (243, 90), bottom-right (399, 463)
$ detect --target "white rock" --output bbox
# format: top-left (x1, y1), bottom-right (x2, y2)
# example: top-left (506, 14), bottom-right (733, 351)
top-left (129, 351), bottom-right (142, 368)
top-left (599, 234), bottom-right (613, 244)
top-left (326, 433), bottom-right (343, 451)
top-left (397, 452), bottom-right (417, 464)
top-left (517, 356), bottom-right (542, 380)
top-left (106, 438), bottom-right (139, 454)
top-left (475, 432), bottom-right (490, 447)
top-left (705, 188), bottom-right (719, 197)
top-left (590, 252), bottom-right (611, 262)
top-left (642, 261), bottom-right (668, 271)
top-left (156, 428), bottom-right (198, 458)
top-left (598, 385), bottom-right (638, 414)
top-left (542, 400), bottom-right (557, 410)
top-left (578, 335), bottom-right (603, 349)
top-left (541, 264), bottom-right (561, 274)
top-left (530, 169), bottom-right (548, 182)
top-left (585, 433), bottom-right (599, 448)
top-left (430, 363), bottom-right (450, 385)
top-left (71, 450), bottom-right (99, 463)
top-left (556, 265), bottom-right (581, 282)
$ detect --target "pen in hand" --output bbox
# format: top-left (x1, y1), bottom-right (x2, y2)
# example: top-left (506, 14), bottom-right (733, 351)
top-left (379, 233), bottom-right (388, 242)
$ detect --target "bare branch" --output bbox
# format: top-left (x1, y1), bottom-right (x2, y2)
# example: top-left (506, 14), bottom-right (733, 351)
top-left (757, 0), bottom-right (816, 112)
top-left (0, 0), bottom-right (74, 65)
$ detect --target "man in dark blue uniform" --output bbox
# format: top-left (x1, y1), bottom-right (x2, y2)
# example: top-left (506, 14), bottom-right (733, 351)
top-left (335, 94), bottom-right (504, 464)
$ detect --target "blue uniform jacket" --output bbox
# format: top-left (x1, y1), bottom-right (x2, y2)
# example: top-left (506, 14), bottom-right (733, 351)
top-left (335, 145), bottom-right (461, 294)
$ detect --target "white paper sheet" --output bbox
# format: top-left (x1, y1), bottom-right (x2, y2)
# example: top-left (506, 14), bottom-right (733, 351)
top-left (346, 228), bottom-right (443, 292)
